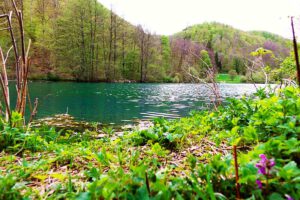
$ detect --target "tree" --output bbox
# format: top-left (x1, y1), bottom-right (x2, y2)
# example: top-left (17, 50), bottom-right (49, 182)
top-left (0, 0), bottom-right (37, 123)
top-left (161, 36), bottom-right (171, 74)
top-left (199, 50), bottom-right (212, 77)
top-left (279, 52), bottom-right (296, 80)
top-left (51, 0), bottom-right (102, 81)
top-left (247, 47), bottom-right (274, 84)
top-left (137, 25), bottom-right (152, 82)
top-left (123, 50), bottom-right (139, 80)
top-left (214, 52), bottom-right (222, 72)
top-left (232, 57), bottom-right (244, 74)
top-left (1, 2), bottom-right (291, 83)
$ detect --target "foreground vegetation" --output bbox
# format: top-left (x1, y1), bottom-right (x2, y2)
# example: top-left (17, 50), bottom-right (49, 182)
top-left (0, 86), bottom-right (299, 199)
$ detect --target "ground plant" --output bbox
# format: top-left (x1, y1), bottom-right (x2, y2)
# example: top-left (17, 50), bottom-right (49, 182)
top-left (0, 86), bottom-right (299, 199)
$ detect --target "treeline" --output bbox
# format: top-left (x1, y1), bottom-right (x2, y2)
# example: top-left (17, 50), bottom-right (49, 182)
top-left (0, 0), bottom-right (293, 82)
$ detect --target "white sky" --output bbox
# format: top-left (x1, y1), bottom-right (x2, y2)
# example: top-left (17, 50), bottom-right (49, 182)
top-left (98, 0), bottom-right (300, 39)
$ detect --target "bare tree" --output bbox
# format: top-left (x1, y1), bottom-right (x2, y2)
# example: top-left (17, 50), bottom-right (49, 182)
top-left (137, 25), bottom-right (152, 82)
top-left (183, 48), bottom-right (221, 108)
top-left (0, 0), bottom-right (37, 124)
top-left (245, 48), bottom-right (273, 88)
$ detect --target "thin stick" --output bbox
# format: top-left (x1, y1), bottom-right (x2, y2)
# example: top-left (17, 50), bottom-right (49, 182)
top-left (29, 98), bottom-right (38, 123)
top-left (233, 145), bottom-right (241, 199)
top-left (0, 47), bottom-right (11, 122)
top-left (0, 77), bottom-right (11, 122)
top-left (6, 11), bottom-right (20, 90)
top-left (145, 172), bottom-right (151, 195)
top-left (291, 17), bottom-right (300, 87)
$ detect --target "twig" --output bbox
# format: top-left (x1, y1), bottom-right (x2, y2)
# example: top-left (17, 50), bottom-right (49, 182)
top-left (182, 47), bottom-right (221, 107)
top-left (6, 11), bottom-right (20, 90)
top-left (145, 172), bottom-right (151, 195)
top-left (29, 98), bottom-right (38, 123)
top-left (233, 145), bottom-right (241, 199)
top-left (0, 47), bottom-right (11, 122)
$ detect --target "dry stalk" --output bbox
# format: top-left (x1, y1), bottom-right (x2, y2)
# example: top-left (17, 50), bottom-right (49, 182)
top-left (233, 145), bottom-right (241, 199)
top-left (0, 47), bottom-right (12, 122)
top-left (291, 17), bottom-right (300, 87)
top-left (29, 98), bottom-right (38, 123)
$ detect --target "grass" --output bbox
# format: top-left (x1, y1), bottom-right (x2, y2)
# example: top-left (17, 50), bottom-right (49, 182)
top-left (217, 73), bottom-right (241, 83)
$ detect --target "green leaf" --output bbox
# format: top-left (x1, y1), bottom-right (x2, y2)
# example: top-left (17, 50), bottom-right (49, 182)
top-left (279, 161), bottom-right (300, 180)
top-left (268, 193), bottom-right (284, 200)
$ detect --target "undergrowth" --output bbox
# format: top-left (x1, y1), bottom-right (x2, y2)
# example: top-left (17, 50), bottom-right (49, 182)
top-left (0, 87), bottom-right (299, 199)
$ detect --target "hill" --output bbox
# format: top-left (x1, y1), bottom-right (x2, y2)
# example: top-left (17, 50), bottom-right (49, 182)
top-left (174, 22), bottom-right (291, 75)
top-left (0, 1), bottom-right (293, 82)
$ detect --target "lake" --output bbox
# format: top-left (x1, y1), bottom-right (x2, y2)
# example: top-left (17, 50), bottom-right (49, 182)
top-left (9, 82), bottom-right (263, 124)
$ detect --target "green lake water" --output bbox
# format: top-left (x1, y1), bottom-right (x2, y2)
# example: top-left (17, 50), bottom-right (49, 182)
top-left (9, 82), bottom-right (261, 124)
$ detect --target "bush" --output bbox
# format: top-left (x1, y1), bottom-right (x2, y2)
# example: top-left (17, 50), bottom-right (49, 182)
top-left (162, 76), bottom-right (173, 83)
top-left (228, 69), bottom-right (238, 80)
top-left (28, 74), bottom-right (47, 80)
top-left (240, 75), bottom-right (247, 83)
top-left (246, 72), bottom-right (266, 83)
top-left (47, 72), bottom-right (61, 81)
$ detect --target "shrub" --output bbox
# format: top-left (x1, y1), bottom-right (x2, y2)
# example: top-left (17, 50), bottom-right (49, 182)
top-left (240, 75), bottom-right (247, 83)
top-left (228, 69), bottom-right (238, 80)
top-left (162, 76), bottom-right (173, 83)
top-left (47, 72), bottom-right (61, 81)
top-left (246, 72), bottom-right (266, 83)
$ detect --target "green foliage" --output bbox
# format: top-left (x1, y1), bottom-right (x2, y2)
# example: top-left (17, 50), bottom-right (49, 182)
top-left (1, 87), bottom-right (300, 199)
top-left (228, 69), bottom-right (238, 80)
top-left (232, 57), bottom-right (245, 74)
top-left (47, 72), bottom-right (61, 81)
top-left (0, 175), bottom-right (23, 200)
top-left (240, 75), bottom-right (247, 83)
top-left (250, 31), bottom-right (292, 46)
top-left (178, 22), bottom-right (290, 79)
top-left (2, 2), bottom-right (291, 83)
top-left (123, 50), bottom-right (140, 80)
top-left (161, 36), bottom-right (171, 73)
top-left (278, 52), bottom-right (297, 80)
top-left (217, 73), bottom-right (241, 83)
top-left (247, 71), bottom-right (267, 83)
top-left (200, 50), bottom-right (212, 68)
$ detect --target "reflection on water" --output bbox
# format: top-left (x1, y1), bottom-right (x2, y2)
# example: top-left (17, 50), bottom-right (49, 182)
top-left (9, 82), bottom-right (264, 124)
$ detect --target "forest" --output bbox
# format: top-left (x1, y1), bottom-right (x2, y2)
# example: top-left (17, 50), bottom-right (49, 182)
top-left (0, 0), bottom-right (296, 83)
top-left (0, 0), bottom-right (300, 200)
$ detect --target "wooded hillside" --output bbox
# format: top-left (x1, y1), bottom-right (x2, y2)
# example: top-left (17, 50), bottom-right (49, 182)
top-left (0, 0), bottom-right (292, 82)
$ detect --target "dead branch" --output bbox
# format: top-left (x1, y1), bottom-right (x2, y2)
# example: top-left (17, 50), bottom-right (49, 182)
top-left (183, 48), bottom-right (222, 108)
top-left (233, 145), bottom-right (241, 199)
top-left (244, 56), bottom-right (269, 87)
top-left (0, 47), bottom-right (11, 122)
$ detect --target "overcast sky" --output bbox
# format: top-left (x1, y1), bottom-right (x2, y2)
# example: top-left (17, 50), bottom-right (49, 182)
top-left (98, 0), bottom-right (300, 39)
